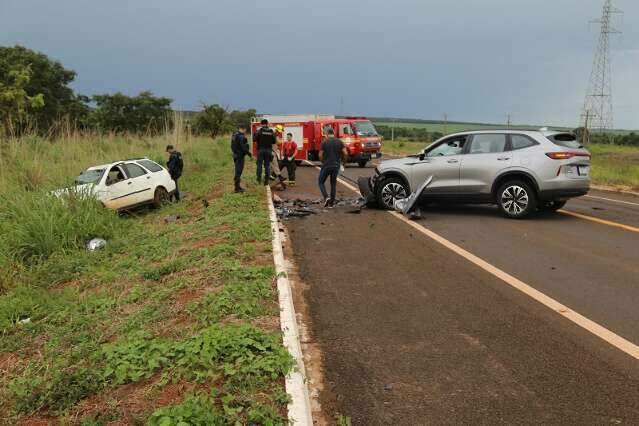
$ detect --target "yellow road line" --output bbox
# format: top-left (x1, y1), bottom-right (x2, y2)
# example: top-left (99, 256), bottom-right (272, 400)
top-left (323, 169), bottom-right (639, 360)
top-left (559, 209), bottom-right (639, 234)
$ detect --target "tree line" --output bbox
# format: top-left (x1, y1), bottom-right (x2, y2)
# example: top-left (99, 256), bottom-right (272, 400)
top-left (375, 125), bottom-right (444, 143)
top-left (0, 45), bottom-right (254, 137)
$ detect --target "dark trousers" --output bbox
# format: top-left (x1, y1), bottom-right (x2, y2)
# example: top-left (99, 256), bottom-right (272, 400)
top-left (318, 166), bottom-right (339, 201)
top-left (281, 158), bottom-right (296, 181)
top-left (233, 156), bottom-right (245, 189)
top-left (173, 178), bottom-right (180, 201)
top-left (256, 149), bottom-right (271, 184)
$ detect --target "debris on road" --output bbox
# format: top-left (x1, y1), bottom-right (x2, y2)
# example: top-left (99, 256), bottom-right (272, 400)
top-left (394, 176), bottom-right (433, 219)
top-left (274, 197), bottom-right (368, 219)
top-left (86, 238), bottom-right (107, 251)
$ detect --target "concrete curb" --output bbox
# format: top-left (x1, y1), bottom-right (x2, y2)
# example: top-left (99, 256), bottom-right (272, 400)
top-left (266, 186), bottom-right (313, 425)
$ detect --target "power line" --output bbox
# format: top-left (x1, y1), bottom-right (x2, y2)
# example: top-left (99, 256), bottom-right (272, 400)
top-left (582, 0), bottom-right (623, 133)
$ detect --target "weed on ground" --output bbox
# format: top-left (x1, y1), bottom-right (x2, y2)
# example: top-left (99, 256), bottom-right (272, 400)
top-left (0, 136), bottom-right (291, 425)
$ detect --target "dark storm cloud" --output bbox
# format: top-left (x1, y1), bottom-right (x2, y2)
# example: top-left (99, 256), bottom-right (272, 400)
top-left (1, 0), bottom-right (637, 128)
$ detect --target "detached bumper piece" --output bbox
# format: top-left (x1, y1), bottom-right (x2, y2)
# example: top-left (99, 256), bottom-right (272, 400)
top-left (358, 176), bottom-right (377, 206)
top-left (393, 176), bottom-right (433, 219)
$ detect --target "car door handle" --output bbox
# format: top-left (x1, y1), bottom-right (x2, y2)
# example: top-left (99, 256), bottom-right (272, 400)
top-left (146, 176), bottom-right (151, 179)
top-left (447, 159), bottom-right (459, 163)
top-left (497, 157), bottom-right (511, 161)
top-left (127, 181), bottom-right (132, 185)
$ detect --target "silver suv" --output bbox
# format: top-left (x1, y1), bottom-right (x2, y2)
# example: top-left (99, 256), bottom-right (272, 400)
top-left (362, 129), bottom-right (591, 219)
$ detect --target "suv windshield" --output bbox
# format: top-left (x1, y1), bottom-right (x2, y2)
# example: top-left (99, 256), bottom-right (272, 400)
top-left (75, 169), bottom-right (105, 185)
top-left (547, 133), bottom-right (582, 149)
top-left (353, 121), bottom-right (378, 137)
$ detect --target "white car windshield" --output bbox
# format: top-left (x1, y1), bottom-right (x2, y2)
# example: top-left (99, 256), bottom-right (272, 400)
top-left (75, 169), bottom-right (105, 185)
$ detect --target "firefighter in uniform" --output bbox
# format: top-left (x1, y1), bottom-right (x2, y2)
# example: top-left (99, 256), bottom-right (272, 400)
top-left (281, 132), bottom-right (298, 185)
top-left (231, 125), bottom-right (251, 193)
top-left (254, 119), bottom-right (277, 185)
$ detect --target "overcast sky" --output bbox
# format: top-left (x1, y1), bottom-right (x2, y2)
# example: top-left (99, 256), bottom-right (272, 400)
top-left (1, 0), bottom-right (637, 128)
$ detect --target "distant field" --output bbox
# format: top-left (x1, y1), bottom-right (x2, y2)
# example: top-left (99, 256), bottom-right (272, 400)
top-left (381, 140), bottom-right (639, 191)
top-left (372, 118), bottom-right (637, 136)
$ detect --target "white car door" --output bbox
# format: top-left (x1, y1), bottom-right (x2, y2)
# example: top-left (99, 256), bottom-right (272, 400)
top-left (459, 134), bottom-right (512, 194)
top-left (103, 164), bottom-right (136, 209)
top-left (123, 162), bottom-right (154, 205)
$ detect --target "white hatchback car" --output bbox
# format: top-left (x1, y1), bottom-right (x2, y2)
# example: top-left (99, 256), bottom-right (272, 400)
top-left (67, 158), bottom-right (177, 210)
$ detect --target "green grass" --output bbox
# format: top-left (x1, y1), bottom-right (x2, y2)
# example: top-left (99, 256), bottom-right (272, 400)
top-left (381, 140), bottom-right (639, 190)
top-left (0, 134), bottom-right (291, 424)
top-left (588, 144), bottom-right (639, 190)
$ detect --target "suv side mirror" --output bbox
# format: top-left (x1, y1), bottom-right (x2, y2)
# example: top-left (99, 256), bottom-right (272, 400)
top-left (419, 153), bottom-right (425, 161)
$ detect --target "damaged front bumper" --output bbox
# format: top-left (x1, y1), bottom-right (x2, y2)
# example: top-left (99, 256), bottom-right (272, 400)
top-left (357, 171), bottom-right (379, 206)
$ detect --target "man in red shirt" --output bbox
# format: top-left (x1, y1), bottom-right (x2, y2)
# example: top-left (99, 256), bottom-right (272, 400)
top-left (281, 132), bottom-right (298, 185)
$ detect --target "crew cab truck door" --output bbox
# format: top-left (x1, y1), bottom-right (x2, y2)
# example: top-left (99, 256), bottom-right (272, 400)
top-left (459, 134), bottom-right (512, 194)
top-left (409, 136), bottom-right (467, 194)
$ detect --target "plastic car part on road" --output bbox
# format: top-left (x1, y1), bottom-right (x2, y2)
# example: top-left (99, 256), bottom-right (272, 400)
top-left (393, 176), bottom-right (433, 217)
top-left (86, 238), bottom-right (107, 251)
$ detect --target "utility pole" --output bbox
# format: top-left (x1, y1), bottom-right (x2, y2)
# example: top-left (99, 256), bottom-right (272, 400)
top-left (580, 109), bottom-right (594, 145)
top-left (582, 0), bottom-right (622, 133)
top-left (391, 118), bottom-right (395, 142)
top-left (443, 113), bottom-right (448, 135)
top-left (506, 114), bottom-right (512, 129)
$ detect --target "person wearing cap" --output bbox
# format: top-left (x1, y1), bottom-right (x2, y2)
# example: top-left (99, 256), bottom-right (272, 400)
top-left (253, 119), bottom-right (277, 185)
top-left (318, 128), bottom-right (347, 207)
top-left (281, 132), bottom-right (298, 186)
top-left (166, 145), bottom-right (183, 201)
top-left (231, 125), bottom-right (251, 193)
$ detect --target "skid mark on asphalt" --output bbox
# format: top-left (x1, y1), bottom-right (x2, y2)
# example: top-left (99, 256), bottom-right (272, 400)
top-left (318, 166), bottom-right (639, 360)
top-left (559, 209), bottom-right (639, 234)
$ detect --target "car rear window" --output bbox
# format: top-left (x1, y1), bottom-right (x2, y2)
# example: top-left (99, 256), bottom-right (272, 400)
top-left (138, 159), bottom-right (164, 172)
top-left (547, 133), bottom-right (582, 149)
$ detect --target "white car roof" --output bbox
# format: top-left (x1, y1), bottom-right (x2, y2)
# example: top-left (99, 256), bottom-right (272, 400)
top-left (85, 157), bottom-right (152, 171)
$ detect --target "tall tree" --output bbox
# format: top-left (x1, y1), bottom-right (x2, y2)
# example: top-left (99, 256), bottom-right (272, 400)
top-left (0, 64), bottom-right (45, 134)
top-left (91, 91), bottom-right (172, 134)
top-left (193, 104), bottom-right (233, 138)
top-left (0, 45), bottom-right (87, 131)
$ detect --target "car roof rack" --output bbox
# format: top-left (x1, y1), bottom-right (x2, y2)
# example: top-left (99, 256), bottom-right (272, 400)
top-left (124, 157), bottom-right (147, 161)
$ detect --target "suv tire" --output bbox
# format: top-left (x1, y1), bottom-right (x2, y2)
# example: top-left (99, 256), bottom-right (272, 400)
top-left (539, 200), bottom-right (567, 212)
top-left (358, 161), bottom-right (368, 168)
top-left (497, 180), bottom-right (537, 219)
top-left (376, 177), bottom-right (409, 210)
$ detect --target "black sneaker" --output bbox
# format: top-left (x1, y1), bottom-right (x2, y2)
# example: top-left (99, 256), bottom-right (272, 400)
top-left (234, 187), bottom-right (245, 193)
top-left (323, 198), bottom-right (330, 208)
top-left (327, 199), bottom-right (336, 208)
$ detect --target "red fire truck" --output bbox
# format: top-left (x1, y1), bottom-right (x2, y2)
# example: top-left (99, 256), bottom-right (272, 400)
top-left (251, 114), bottom-right (383, 168)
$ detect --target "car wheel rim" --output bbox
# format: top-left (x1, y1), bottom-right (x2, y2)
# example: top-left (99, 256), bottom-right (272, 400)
top-left (501, 185), bottom-right (529, 215)
top-left (381, 182), bottom-right (407, 208)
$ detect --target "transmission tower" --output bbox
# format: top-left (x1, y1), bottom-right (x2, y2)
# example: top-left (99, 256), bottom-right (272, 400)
top-left (582, 0), bottom-right (622, 134)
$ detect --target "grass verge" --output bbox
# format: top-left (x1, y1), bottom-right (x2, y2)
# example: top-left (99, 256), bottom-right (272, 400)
top-left (0, 135), bottom-right (292, 425)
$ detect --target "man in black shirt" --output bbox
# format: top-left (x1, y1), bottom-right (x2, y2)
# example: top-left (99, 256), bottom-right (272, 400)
top-left (231, 125), bottom-right (251, 193)
top-left (253, 119), bottom-right (277, 185)
top-left (166, 144), bottom-right (183, 201)
top-left (318, 128), bottom-right (348, 207)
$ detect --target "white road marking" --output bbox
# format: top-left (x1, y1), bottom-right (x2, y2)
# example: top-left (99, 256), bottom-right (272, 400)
top-left (311, 167), bottom-right (639, 361)
top-left (584, 194), bottom-right (639, 207)
top-left (266, 187), bottom-right (314, 424)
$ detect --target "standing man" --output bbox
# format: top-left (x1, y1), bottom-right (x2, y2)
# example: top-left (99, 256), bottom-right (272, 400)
top-left (281, 132), bottom-right (298, 186)
top-left (253, 119), bottom-right (277, 185)
top-left (231, 125), bottom-right (251, 193)
top-left (318, 128), bottom-right (347, 207)
top-left (166, 145), bottom-right (183, 201)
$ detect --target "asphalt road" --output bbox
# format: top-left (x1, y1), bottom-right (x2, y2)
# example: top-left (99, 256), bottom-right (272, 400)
top-left (280, 162), bottom-right (639, 425)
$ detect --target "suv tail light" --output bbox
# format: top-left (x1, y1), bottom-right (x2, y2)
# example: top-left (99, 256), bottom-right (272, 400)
top-left (545, 152), bottom-right (591, 160)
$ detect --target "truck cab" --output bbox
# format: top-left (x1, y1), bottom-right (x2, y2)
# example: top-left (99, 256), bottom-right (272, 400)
top-left (251, 114), bottom-right (383, 167)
